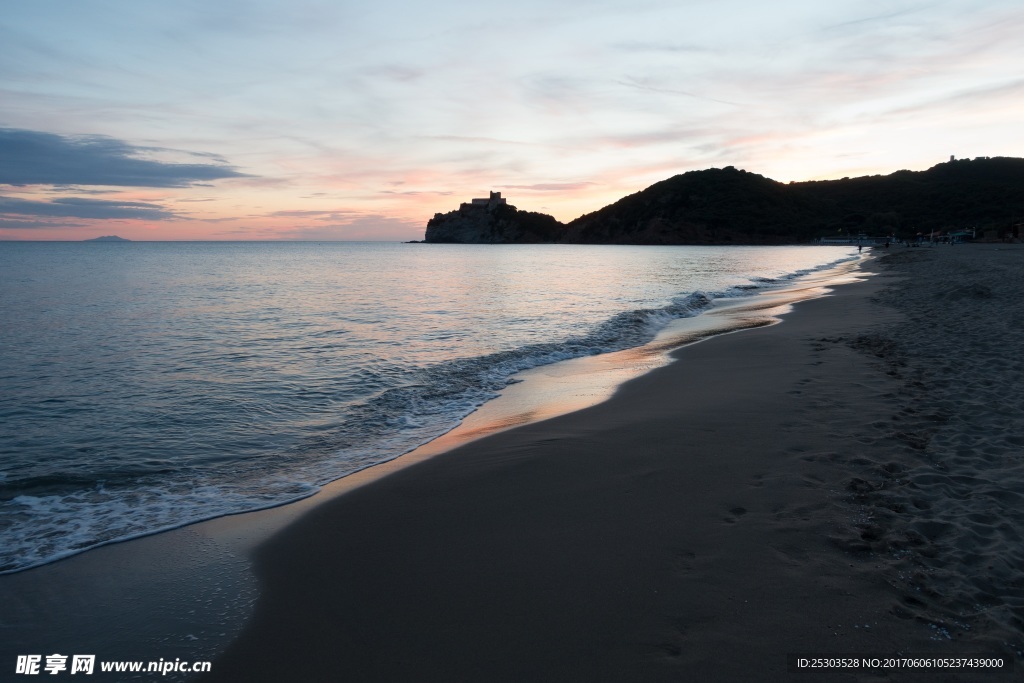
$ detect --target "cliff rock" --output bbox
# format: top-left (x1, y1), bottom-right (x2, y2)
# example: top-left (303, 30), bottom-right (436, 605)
top-left (424, 201), bottom-right (562, 244)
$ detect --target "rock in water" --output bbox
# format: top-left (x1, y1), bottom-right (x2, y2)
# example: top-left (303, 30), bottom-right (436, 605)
top-left (424, 192), bottom-right (563, 244)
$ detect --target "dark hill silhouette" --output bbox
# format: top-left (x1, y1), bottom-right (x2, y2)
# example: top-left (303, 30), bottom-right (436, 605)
top-left (425, 201), bottom-right (562, 244)
top-left (423, 157), bottom-right (1024, 244)
top-left (564, 166), bottom-right (813, 244)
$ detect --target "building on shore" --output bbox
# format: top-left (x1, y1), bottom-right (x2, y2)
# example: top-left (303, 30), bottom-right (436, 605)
top-left (460, 191), bottom-right (507, 212)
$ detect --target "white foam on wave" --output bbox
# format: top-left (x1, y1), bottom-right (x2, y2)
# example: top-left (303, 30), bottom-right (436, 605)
top-left (0, 480), bottom-right (320, 574)
top-left (0, 248), bottom-right (860, 574)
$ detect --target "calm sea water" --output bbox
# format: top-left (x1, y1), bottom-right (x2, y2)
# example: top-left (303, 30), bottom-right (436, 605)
top-left (0, 241), bottom-right (856, 572)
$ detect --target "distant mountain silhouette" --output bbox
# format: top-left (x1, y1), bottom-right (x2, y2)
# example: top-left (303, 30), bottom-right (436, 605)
top-left (424, 157), bottom-right (1024, 244)
top-left (84, 235), bottom-right (131, 242)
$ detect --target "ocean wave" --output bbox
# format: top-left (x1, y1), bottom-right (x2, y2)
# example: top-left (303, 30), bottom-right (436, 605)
top-left (0, 247), bottom-right (859, 573)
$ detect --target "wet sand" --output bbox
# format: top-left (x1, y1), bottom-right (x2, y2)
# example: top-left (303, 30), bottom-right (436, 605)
top-left (4, 246), bottom-right (1021, 681)
top-left (206, 245), bottom-right (1023, 682)
top-left (0, 256), bottom-right (859, 680)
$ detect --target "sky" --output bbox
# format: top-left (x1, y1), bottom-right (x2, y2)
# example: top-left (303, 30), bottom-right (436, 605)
top-left (1, 0), bottom-right (1022, 241)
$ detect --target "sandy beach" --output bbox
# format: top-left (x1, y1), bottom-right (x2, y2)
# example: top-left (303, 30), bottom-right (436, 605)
top-left (199, 244), bottom-right (1022, 681)
top-left (3, 245), bottom-right (1021, 682)
top-left (7, 3), bottom-right (1024, 681)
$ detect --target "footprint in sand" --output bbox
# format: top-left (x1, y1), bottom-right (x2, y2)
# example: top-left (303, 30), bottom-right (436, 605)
top-left (724, 506), bottom-right (748, 524)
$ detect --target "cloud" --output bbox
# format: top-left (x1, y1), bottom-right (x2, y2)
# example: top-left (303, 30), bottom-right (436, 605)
top-left (44, 185), bottom-right (121, 195)
top-left (818, 5), bottom-right (932, 34)
top-left (0, 217), bottom-right (88, 230)
top-left (0, 195), bottom-right (177, 220)
top-left (0, 129), bottom-right (249, 188)
top-left (378, 189), bottom-right (454, 196)
top-left (284, 215), bottom-right (421, 240)
top-left (266, 209), bottom-right (359, 219)
top-left (256, 214), bottom-right (422, 241)
top-left (615, 77), bottom-right (745, 107)
top-left (882, 76), bottom-right (1024, 119)
top-left (424, 135), bottom-right (540, 147)
top-left (611, 41), bottom-right (710, 54)
top-left (361, 64), bottom-right (424, 83)
top-left (500, 182), bottom-right (595, 192)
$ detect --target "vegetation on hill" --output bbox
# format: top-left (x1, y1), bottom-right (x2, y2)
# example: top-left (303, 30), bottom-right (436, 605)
top-left (423, 157), bottom-right (1024, 244)
top-left (566, 157), bottom-right (1024, 244)
top-left (792, 156), bottom-right (1024, 238)
top-left (565, 166), bottom-right (814, 244)
top-left (425, 202), bottom-right (563, 243)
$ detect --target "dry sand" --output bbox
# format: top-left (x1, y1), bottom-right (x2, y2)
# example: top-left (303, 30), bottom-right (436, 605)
top-left (199, 245), bottom-right (1022, 682)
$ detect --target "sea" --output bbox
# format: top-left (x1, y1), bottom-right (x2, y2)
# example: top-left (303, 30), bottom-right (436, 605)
top-left (0, 241), bottom-right (858, 573)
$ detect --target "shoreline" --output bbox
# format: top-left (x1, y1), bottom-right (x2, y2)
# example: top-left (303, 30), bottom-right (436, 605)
top-left (207, 256), bottom-right (898, 682)
top-left (0, 251), bottom-right (862, 579)
top-left (7, 245), bottom-right (1022, 680)
top-left (207, 245), bottom-right (1022, 681)
top-left (0, 252), bottom-right (865, 676)
top-left (0, 246), bottom-right (858, 578)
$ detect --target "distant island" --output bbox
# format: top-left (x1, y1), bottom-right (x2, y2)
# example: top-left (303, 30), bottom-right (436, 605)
top-left (424, 156), bottom-right (1024, 245)
top-left (84, 235), bottom-right (131, 242)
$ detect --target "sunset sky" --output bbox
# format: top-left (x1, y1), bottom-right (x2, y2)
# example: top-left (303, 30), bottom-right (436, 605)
top-left (2, 0), bottom-right (1023, 241)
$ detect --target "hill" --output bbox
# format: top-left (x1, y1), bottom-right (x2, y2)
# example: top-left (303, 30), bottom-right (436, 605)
top-left (423, 157), bottom-right (1024, 244)
top-left (564, 166), bottom-right (813, 244)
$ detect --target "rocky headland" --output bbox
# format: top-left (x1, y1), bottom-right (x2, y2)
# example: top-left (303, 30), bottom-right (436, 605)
top-left (422, 157), bottom-right (1024, 245)
top-left (424, 192), bottom-right (562, 244)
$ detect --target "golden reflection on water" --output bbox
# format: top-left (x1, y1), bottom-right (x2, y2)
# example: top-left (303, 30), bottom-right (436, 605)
top-left (393, 257), bottom-right (870, 461)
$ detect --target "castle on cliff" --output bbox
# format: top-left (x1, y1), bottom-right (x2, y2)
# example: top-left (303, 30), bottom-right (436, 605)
top-left (460, 191), bottom-right (507, 212)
